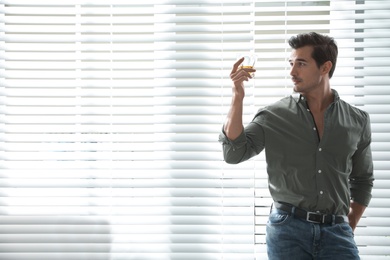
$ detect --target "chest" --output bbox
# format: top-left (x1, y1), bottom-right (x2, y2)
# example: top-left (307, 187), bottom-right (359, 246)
top-left (264, 108), bottom-right (361, 160)
top-left (311, 110), bottom-right (325, 140)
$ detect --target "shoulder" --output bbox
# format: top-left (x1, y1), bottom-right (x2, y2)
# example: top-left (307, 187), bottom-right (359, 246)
top-left (336, 99), bottom-right (371, 140)
top-left (338, 98), bottom-right (370, 122)
top-left (333, 89), bottom-right (370, 122)
top-left (253, 96), bottom-right (294, 121)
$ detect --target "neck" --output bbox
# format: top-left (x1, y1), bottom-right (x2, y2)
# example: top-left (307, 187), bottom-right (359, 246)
top-left (304, 86), bottom-right (334, 112)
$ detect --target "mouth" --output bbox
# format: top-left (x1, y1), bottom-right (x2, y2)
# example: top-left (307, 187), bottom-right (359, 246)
top-left (291, 78), bottom-right (301, 85)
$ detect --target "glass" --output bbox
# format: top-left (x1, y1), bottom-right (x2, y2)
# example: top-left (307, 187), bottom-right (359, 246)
top-left (236, 52), bottom-right (257, 77)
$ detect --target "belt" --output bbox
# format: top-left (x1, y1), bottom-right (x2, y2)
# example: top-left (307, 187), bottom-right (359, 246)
top-left (273, 201), bottom-right (348, 224)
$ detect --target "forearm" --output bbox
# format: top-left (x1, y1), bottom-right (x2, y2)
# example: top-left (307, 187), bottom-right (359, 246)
top-left (224, 95), bottom-right (244, 140)
top-left (348, 200), bottom-right (367, 231)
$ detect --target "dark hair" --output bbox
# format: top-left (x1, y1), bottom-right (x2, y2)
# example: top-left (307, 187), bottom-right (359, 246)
top-left (288, 32), bottom-right (338, 78)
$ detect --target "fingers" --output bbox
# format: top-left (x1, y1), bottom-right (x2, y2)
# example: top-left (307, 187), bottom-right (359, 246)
top-left (231, 57), bottom-right (245, 75)
top-left (230, 57), bottom-right (257, 89)
top-left (231, 70), bottom-right (251, 82)
top-left (230, 66), bottom-right (256, 83)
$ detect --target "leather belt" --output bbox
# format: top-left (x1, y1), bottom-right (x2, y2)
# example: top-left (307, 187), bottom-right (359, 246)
top-left (273, 201), bottom-right (348, 224)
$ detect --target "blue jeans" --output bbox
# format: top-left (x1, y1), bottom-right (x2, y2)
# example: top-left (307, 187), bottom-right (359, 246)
top-left (266, 208), bottom-right (359, 260)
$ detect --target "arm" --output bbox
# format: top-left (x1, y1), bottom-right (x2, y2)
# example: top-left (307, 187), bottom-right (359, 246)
top-left (348, 113), bottom-right (374, 231)
top-left (348, 200), bottom-right (366, 231)
top-left (223, 57), bottom-right (256, 140)
top-left (219, 58), bottom-right (262, 164)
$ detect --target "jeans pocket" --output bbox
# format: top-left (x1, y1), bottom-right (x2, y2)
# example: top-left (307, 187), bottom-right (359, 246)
top-left (337, 222), bottom-right (354, 238)
top-left (268, 210), bottom-right (291, 225)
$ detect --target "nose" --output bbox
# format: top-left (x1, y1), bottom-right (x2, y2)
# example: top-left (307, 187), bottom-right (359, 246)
top-left (290, 64), bottom-right (297, 77)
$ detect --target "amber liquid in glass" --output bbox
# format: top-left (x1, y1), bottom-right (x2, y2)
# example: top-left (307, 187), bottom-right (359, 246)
top-left (239, 65), bottom-right (254, 76)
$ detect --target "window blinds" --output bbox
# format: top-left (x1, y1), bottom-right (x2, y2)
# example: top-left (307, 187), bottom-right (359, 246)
top-left (0, 1), bottom-right (389, 260)
top-left (0, 1), bottom-right (256, 260)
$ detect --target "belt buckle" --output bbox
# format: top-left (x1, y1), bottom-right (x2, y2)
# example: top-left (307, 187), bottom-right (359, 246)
top-left (306, 212), bottom-right (325, 224)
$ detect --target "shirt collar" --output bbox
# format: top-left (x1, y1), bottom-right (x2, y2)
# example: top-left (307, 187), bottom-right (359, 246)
top-left (292, 89), bottom-right (340, 104)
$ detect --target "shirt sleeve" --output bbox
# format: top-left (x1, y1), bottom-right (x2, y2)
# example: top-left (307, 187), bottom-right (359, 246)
top-left (219, 120), bottom-right (265, 164)
top-left (349, 112), bottom-right (374, 206)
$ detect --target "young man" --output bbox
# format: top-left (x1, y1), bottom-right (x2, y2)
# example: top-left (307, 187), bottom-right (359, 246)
top-left (219, 32), bottom-right (374, 259)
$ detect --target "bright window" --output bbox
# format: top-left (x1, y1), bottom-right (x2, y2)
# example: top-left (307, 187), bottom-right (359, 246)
top-left (0, 1), bottom-right (389, 259)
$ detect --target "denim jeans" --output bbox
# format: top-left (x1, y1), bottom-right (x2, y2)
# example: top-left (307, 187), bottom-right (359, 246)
top-left (266, 208), bottom-right (360, 260)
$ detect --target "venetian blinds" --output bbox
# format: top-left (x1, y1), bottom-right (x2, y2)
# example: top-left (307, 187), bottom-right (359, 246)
top-left (0, 1), bottom-right (389, 260)
top-left (0, 1), bottom-right (256, 260)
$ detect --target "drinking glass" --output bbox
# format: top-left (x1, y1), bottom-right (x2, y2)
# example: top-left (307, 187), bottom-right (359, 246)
top-left (236, 52), bottom-right (257, 77)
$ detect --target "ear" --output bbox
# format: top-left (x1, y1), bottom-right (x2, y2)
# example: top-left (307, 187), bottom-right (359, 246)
top-left (321, 61), bottom-right (333, 76)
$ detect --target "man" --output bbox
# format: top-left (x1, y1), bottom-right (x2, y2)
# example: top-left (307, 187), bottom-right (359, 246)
top-left (219, 32), bottom-right (374, 259)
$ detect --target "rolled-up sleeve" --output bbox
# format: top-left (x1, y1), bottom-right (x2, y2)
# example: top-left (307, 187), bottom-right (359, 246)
top-left (219, 121), bottom-right (265, 164)
top-left (349, 113), bottom-right (374, 206)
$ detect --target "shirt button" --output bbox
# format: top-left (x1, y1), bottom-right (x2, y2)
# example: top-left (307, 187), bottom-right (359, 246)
top-left (318, 170), bottom-right (322, 173)
top-left (307, 109), bottom-right (310, 112)
top-left (319, 148), bottom-right (322, 152)
top-left (313, 127), bottom-right (316, 131)
top-left (320, 191), bottom-right (324, 195)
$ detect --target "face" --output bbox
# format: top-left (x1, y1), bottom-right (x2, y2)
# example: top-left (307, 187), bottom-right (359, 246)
top-left (289, 45), bottom-right (324, 94)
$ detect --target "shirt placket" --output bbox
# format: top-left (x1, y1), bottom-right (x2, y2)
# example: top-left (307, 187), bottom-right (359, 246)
top-left (301, 96), bottom-right (328, 211)
top-left (314, 107), bottom-right (332, 211)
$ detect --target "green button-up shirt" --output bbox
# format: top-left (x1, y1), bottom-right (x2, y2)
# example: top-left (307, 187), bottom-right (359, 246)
top-left (219, 90), bottom-right (374, 215)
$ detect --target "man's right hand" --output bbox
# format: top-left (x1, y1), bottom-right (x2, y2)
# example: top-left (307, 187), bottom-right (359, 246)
top-left (229, 57), bottom-right (256, 98)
